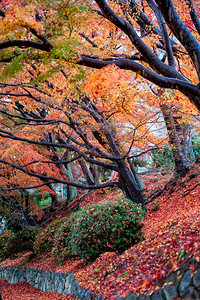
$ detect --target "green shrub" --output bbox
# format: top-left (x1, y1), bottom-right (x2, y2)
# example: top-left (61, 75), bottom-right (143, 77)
top-left (33, 218), bottom-right (65, 254)
top-left (0, 226), bottom-right (38, 260)
top-left (0, 230), bottom-right (14, 260)
top-left (52, 199), bottom-right (145, 263)
top-left (32, 191), bottom-right (51, 208)
top-left (0, 230), bottom-right (14, 248)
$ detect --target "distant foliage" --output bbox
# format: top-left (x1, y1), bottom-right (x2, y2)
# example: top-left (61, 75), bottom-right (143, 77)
top-left (132, 158), bottom-right (148, 168)
top-left (32, 191), bottom-right (51, 208)
top-left (52, 199), bottom-right (145, 263)
top-left (0, 227), bottom-right (38, 260)
top-left (193, 136), bottom-right (200, 161)
top-left (151, 145), bottom-right (175, 169)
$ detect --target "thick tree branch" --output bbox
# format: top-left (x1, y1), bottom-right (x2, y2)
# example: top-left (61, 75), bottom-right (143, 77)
top-left (94, 0), bottom-right (182, 78)
top-left (78, 55), bottom-right (200, 110)
top-left (0, 40), bottom-right (51, 52)
top-left (28, 28), bottom-right (53, 50)
top-left (146, 0), bottom-right (175, 68)
top-left (155, 0), bottom-right (200, 79)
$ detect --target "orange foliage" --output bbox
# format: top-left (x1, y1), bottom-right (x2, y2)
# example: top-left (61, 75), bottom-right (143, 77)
top-left (84, 64), bottom-right (166, 153)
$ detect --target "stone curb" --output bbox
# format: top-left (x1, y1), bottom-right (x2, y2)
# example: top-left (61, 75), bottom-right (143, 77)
top-left (0, 266), bottom-right (94, 299)
top-left (0, 266), bottom-right (200, 299)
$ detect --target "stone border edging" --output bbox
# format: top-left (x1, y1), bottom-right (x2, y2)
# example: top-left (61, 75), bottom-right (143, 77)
top-left (0, 266), bottom-right (102, 300)
top-left (0, 265), bottom-right (200, 299)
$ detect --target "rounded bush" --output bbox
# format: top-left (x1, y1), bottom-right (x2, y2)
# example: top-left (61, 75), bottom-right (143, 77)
top-left (53, 198), bottom-right (145, 263)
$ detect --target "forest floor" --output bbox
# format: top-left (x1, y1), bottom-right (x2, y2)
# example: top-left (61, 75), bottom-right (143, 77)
top-left (0, 164), bottom-right (200, 299)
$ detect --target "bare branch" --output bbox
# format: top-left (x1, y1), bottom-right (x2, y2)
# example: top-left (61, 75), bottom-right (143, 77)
top-left (79, 32), bottom-right (99, 47)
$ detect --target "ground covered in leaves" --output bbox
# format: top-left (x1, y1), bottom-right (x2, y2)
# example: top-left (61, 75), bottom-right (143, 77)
top-left (0, 164), bottom-right (200, 299)
top-left (0, 279), bottom-right (74, 300)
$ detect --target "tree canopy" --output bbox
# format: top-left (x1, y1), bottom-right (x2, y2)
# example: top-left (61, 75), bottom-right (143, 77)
top-left (1, 0), bottom-right (200, 109)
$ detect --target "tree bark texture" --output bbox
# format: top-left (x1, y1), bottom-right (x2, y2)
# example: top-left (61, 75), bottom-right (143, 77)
top-left (161, 104), bottom-right (190, 175)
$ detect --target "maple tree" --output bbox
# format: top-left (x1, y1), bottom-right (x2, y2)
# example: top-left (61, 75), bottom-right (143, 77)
top-left (146, 88), bottom-right (199, 174)
top-left (0, 0), bottom-right (200, 217)
top-left (0, 0), bottom-right (199, 172)
top-left (79, 0), bottom-right (200, 111)
top-left (0, 65), bottom-right (152, 213)
top-left (0, 0), bottom-right (200, 110)
top-left (78, 0), bottom-right (200, 174)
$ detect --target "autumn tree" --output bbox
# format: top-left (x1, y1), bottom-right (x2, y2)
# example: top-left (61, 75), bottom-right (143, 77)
top-left (0, 0), bottom-right (200, 175)
top-left (78, 0), bottom-right (200, 174)
top-left (79, 0), bottom-right (200, 111)
top-left (0, 0), bottom-right (200, 109)
top-left (0, 65), bottom-right (155, 211)
top-left (0, 0), bottom-right (200, 213)
top-left (144, 87), bottom-right (198, 174)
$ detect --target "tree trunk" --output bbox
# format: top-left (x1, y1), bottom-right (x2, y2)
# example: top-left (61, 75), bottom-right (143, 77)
top-left (78, 158), bottom-right (95, 185)
top-left (174, 121), bottom-right (195, 163)
top-left (161, 104), bottom-right (190, 176)
top-left (96, 119), bottom-right (147, 211)
top-left (128, 158), bottom-right (145, 190)
top-left (117, 159), bottom-right (147, 211)
top-left (65, 163), bottom-right (78, 204)
top-left (18, 207), bottom-right (29, 230)
top-left (49, 184), bottom-right (59, 209)
top-left (89, 163), bottom-right (100, 185)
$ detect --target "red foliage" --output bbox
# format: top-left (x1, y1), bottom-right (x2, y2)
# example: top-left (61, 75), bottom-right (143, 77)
top-left (141, 171), bottom-right (173, 198)
top-left (0, 279), bottom-right (74, 299)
